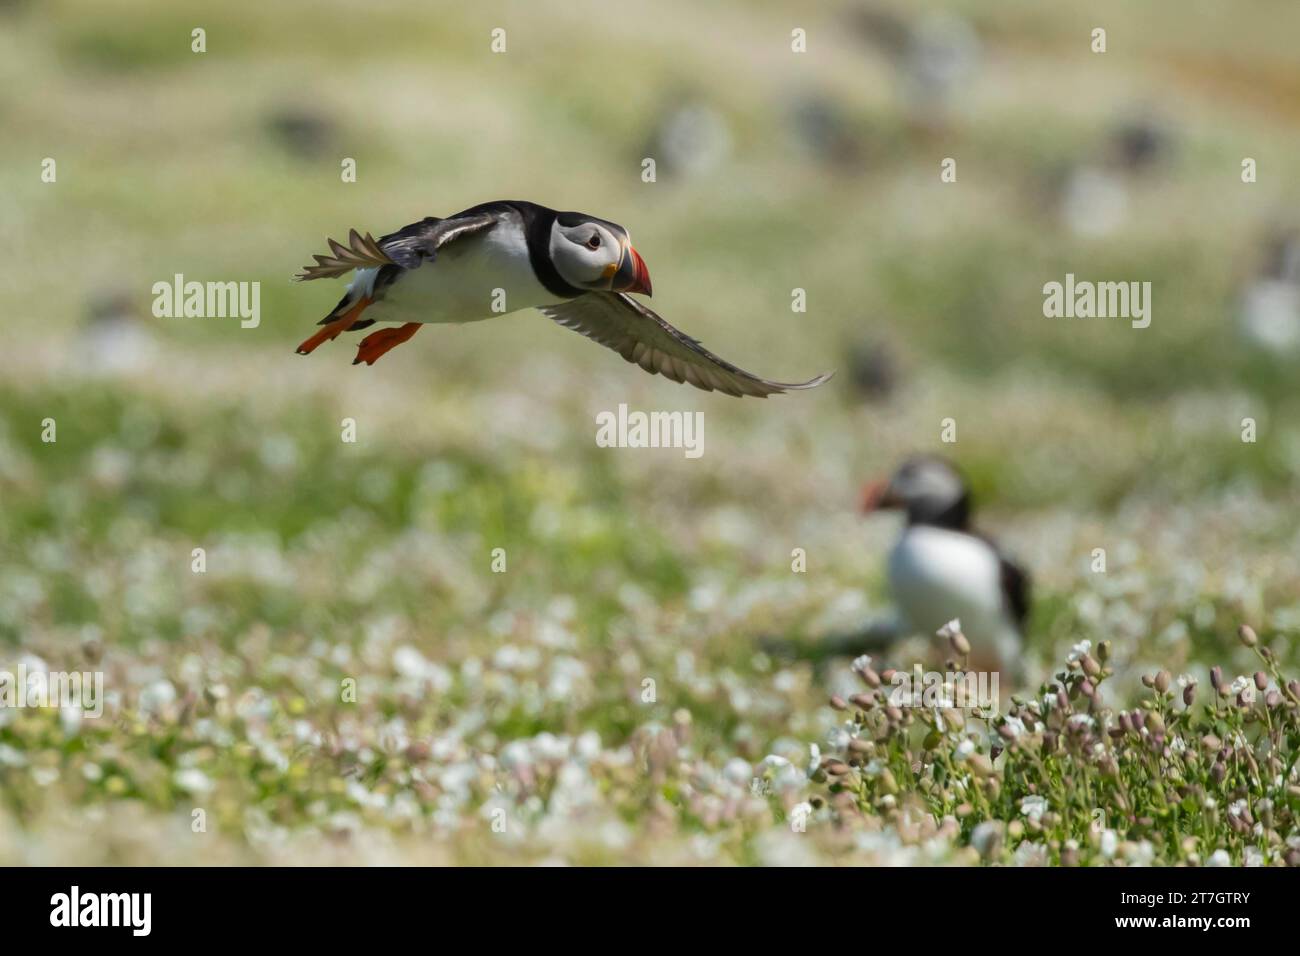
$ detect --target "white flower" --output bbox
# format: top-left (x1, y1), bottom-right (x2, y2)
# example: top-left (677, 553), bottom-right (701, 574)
top-left (1124, 841), bottom-right (1155, 866)
top-left (59, 706), bottom-right (83, 736)
top-left (1244, 847), bottom-right (1264, 867)
top-left (937, 619), bottom-right (963, 640)
top-left (955, 739), bottom-right (975, 761)
top-left (138, 679), bottom-right (177, 715)
top-left (1100, 829), bottom-right (1118, 858)
top-left (1002, 716), bottom-right (1026, 739)
top-left (970, 821), bottom-right (1003, 857)
top-left (574, 730), bottom-right (602, 762)
top-left (1206, 849), bottom-right (1231, 867)
top-left (174, 768), bottom-right (214, 794)
top-left (1019, 795), bottom-right (1048, 823)
top-left (1228, 799), bottom-right (1249, 819)
top-left (1068, 639), bottom-right (1092, 663)
top-left (1228, 676), bottom-right (1257, 704)
top-left (851, 654), bottom-right (873, 674)
top-left (826, 725), bottom-right (851, 750)
top-left (1012, 841), bottom-right (1048, 866)
top-left (1068, 713), bottom-right (1095, 730)
top-left (806, 743), bottom-right (822, 779)
top-left (723, 758), bottom-right (752, 787)
top-left (759, 754), bottom-right (791, 771)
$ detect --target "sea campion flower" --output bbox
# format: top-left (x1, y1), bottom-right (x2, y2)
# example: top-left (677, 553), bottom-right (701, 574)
top-left (813, 620), bottom-right (1300, 868)
top-left (1178, 674), bottom-right (1197, 707)
top-left (1230, 676), bottom-right (1256, 706)
top-left (936, 619), bottom-right (963, 641)
top-left (970, 821), bottom-right (1003, 861)
top-left (826, 726), bottom-right (851, 751)
top-left (1020, 795), bottom-right (1048, 823)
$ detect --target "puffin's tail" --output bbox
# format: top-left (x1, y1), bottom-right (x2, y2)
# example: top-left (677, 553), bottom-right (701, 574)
top-left (294, 229), bottom-right (393, 281)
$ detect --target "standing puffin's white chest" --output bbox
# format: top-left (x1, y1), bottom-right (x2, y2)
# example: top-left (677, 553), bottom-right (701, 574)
top-left (370, 221), bottom-right (562, 324)
top-left (887, 525), bottom-right (1012, 646)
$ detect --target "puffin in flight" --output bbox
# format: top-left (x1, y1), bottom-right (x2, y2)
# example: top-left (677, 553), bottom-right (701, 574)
top-left (294, 200), bottom-right (830, 398)
top-left (860, 456), bottom-right (1030, 677)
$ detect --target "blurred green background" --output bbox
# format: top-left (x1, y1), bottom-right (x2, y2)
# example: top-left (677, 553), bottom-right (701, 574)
top-left (2, 0), bottom-right (1299, 863)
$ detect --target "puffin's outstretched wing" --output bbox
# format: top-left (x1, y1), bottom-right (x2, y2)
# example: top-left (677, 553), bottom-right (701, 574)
top-left (539, 293), bottom-right (832, 398)
top-left (295, 212), bottom-right (500, 280)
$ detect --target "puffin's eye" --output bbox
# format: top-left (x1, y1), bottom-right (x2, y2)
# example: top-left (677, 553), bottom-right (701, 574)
top-left (586, 233), bottom-right (601, 249)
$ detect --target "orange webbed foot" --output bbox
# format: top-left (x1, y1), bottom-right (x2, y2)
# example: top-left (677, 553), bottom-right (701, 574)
top-left (296, 296), bottom-right (373, 355)
top-left (353, 323), bottom-right (421, 365)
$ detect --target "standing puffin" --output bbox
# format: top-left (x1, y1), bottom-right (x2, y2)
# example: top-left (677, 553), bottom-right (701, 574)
top-left (294, 200), bottom-right (830, 398)
top-left (860, 456), bottom-right (1029, 676)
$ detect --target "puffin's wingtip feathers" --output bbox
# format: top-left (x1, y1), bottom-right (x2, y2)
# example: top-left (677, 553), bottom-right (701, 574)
top-left (774, 369), bottom-right (835, 393)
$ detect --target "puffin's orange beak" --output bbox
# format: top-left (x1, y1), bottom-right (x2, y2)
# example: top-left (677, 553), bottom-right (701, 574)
top-left (612, 245), bottom-right (652, 296)
top-left (859, 478), bottom-right (897, 514)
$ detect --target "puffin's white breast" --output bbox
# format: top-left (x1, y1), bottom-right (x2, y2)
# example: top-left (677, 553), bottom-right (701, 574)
top-left (887, 525), bottom-right (1017, 661)
top-left (372, 216), bottom-right (563, 325)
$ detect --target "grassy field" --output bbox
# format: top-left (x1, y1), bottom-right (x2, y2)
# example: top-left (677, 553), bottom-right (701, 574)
top-left (3, 0), bottom-right (1300, 864)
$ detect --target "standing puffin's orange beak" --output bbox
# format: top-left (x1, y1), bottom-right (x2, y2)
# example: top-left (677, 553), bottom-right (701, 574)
top-left (612, 245), bottom-right (652, 296)
top-left (859, 478), bottom-right (899, 514)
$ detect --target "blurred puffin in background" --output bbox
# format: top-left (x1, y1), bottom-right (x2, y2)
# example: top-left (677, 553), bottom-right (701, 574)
top-left (1237, 228), bottom-right (1300, 355)
top-left (860, 456), bottom-right (1029, 677)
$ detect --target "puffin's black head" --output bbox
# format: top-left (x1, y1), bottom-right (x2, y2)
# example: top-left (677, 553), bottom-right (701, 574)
top-left (860, 455), bottom-right (971, 530)
top-left (549, 212), bottom-right (652, 296)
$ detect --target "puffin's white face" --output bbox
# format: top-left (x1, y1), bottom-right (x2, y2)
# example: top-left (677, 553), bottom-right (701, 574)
top-left (549, 216), bottom-right (653, 295)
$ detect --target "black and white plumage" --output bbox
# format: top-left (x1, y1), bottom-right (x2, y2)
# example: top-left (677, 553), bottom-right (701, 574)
top-left (294, 200), bottom-right (830, 398)
top-left (1238, 230), bottom-right (1300, 355)
top-left (861, 456), bottom-right (1029, 675)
